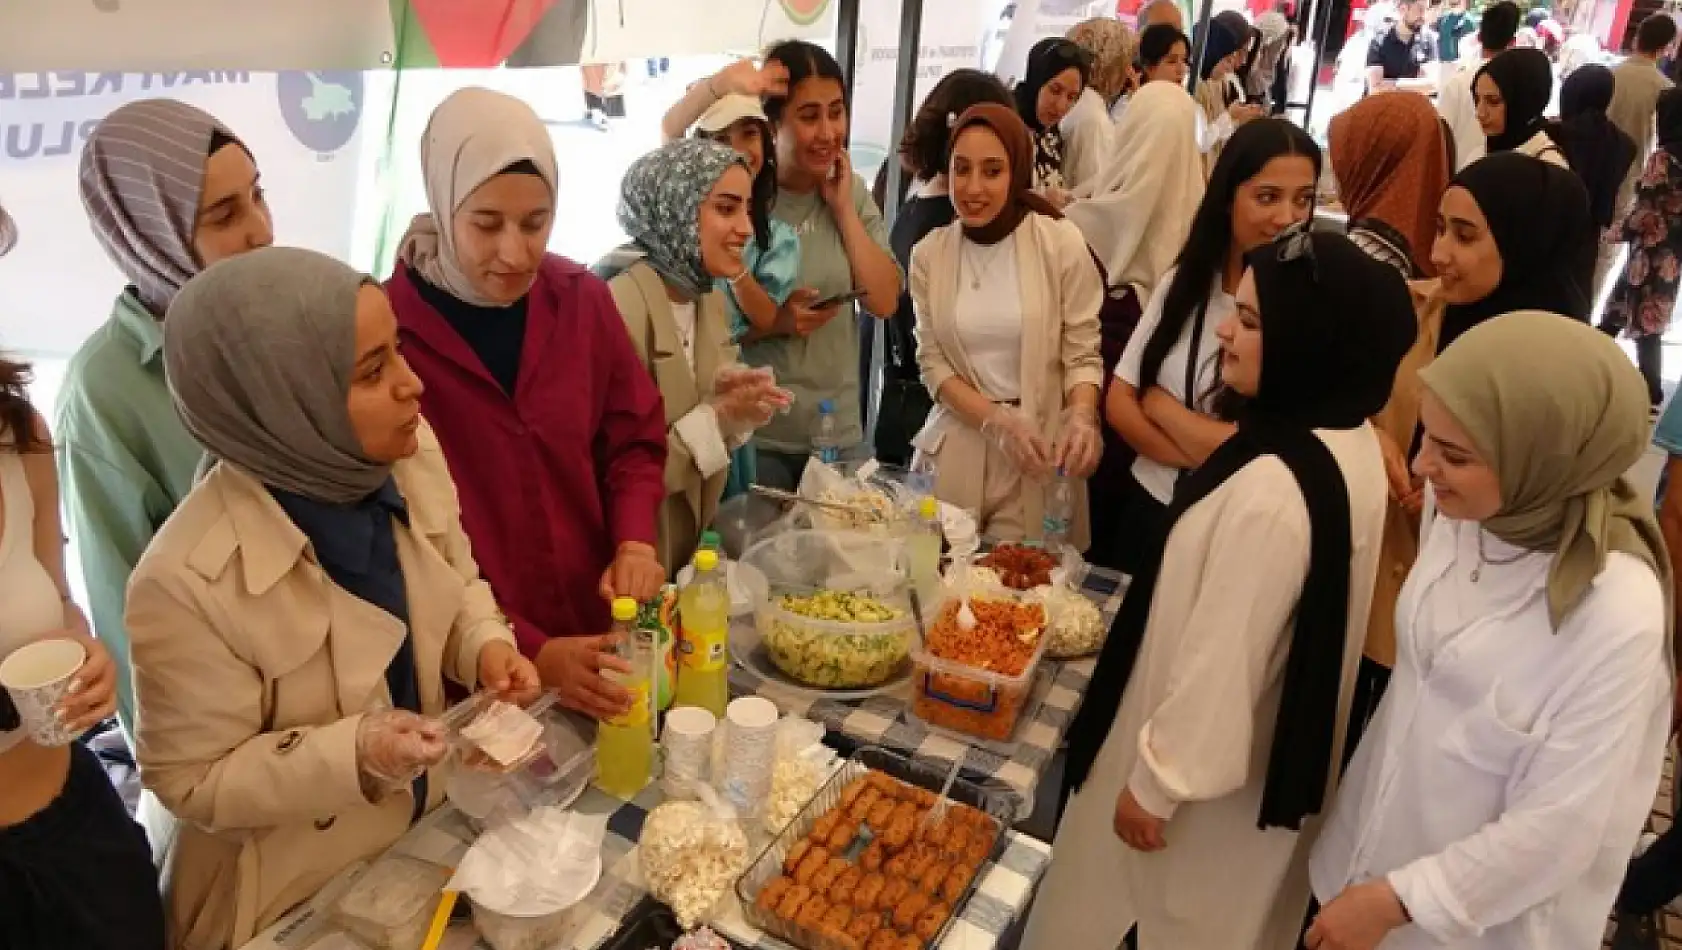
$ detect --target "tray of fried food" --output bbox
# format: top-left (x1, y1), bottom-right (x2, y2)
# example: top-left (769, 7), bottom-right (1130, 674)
top-left (737, 747), bottom-right (1005, 950)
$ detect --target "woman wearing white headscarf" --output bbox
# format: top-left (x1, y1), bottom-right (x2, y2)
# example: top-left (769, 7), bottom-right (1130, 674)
top-left (59, 98), bottom-right (274, 738)
top-left (385, 88), bottom-right (668, 724)
top-left (127, 246), bottom-right (540, 950)
top-left (1057, 81), bottom-right (1205, 570)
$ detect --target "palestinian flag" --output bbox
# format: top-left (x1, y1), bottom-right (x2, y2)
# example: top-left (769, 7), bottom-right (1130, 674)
top-left (388, 0), bottom-right (564, 68)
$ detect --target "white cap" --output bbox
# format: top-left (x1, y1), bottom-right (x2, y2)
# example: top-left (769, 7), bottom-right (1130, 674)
top-left (696, 93), bottom-right (767, 134)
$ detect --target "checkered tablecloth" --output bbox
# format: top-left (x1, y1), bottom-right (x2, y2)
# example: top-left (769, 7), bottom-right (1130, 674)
top-left (731, 564), bottom-right (1128, 823)
top-left (241, 781), bottom-right (1054, 950)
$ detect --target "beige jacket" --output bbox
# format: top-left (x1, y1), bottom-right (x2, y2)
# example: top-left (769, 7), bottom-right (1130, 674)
top-left (909, 214), bottom-right (1104, 550)
top-left (608, 261), bottom-right (738, 575)
top-left (126, 420), bottom-right (514, 950)
top-left (1363, 280), bottom-right (1446, 668)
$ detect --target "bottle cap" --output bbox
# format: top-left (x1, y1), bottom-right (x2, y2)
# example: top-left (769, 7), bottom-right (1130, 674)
top-left (699, 529), bottom-right (721, 548)
top-left (818, 399), bottom-right (835, 414)
top-left (694, 549), bottom-right (719, 572)
top-left (611, 597), bottom-right (638, 621)
top-left (919, 496), bottom-right (938, 518)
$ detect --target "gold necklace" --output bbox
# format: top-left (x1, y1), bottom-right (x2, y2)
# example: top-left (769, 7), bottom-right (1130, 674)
top-left (1470, 530), bottom-right (1528, 583)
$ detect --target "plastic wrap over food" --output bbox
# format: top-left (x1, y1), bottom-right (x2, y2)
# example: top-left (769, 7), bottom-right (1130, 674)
top-left (640, 785), bottom-right (750, 929)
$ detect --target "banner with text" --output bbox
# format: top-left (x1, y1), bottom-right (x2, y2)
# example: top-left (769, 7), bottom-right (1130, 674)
top-left (0, 71), bottom-right (370, 356)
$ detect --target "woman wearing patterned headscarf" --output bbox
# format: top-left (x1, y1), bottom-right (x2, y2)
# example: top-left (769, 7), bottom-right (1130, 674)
top-left (127, 246), bottom-right (540, 950)
top-left (1014, 37), bottom-right (1093, 190)
top-left (58, 98), bottom-right (272, 738)
top-left (1310, 315), bottom-right (1670, 950)
top-left (1328, 90), bottom-right (1449, 279)
top-left (386, 88), bottom-right (667, 724)
top-left (1061, 17), bottom-right (1138, 191)
top-left (594, 140), bottom-right (792, 573)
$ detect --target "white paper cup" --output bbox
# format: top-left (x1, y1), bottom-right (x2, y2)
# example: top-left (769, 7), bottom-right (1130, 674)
top-left (721, 697), bottom-right (778, 819)
top-left (661, 706), bottom-right (718, 800)
top-left (0, 638), bottom-right (87, 747)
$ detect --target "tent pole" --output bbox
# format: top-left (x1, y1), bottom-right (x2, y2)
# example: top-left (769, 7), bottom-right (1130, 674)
top-left (1185, 0), bottom-right (1217, 94)
top-left (884, 0), bottom-right (925, 227)
top-left (1298, 0), bottom-right (1337, 128)
top-left (836, 0), bottom-right (863, 90)
top-left (866, 0), bottom-right (926, 447)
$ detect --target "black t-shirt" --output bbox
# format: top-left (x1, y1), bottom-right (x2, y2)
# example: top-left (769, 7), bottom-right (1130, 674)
top-left (883, 193), bottom-right (957, 380)
top-left (1366, 25), bottom-right (1434, 81)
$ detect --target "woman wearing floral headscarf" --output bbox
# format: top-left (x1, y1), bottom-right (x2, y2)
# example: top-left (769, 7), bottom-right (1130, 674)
top-left (1061, 17), bottom-right (1138, 192)
top-left (60, 98), bottom-right (273, 737)
top-left (595, 140), bottom-right (792, 573)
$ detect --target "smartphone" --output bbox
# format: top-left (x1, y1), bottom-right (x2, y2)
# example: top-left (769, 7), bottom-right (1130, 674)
top-left (813, 289), bottom-right (867, 309)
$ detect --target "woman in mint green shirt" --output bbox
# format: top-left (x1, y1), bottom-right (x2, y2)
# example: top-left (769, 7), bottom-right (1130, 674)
top-left (58, 99), bottom-right (273, 736)
top-left (740, 41), bottom-right (903, 490)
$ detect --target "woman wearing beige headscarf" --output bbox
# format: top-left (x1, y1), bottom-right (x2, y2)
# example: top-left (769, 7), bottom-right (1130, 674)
top-left (127, 246), bottom-right (539, 950)
top-left (385, 88), bottom-right (668, 724)
top-left (1061, 17), bottom-right (1138, 192)
top-left (1309, 314), bottom-right (1672, 950)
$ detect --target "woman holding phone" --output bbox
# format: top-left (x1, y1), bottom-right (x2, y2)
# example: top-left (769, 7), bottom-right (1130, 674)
top-left (740, 40), bottom-right (902, 490)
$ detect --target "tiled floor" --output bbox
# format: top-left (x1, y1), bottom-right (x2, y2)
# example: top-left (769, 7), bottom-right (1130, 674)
top-left (1608, 754), bottom-right (1682, 949)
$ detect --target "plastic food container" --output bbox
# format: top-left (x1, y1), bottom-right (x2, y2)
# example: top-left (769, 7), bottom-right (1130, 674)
top-left (471, 899), bottom-right (585, 950)
top-left (330, 855), bottom-right (450, 950)
top-left (446, 698), bottom-right (595, 830)
top-left (735, 746), bottom-right (1006, 950)
top-left (742, 530), bottom-right (917, 690)
top-left (910, 591), bottom-right (1049, 743)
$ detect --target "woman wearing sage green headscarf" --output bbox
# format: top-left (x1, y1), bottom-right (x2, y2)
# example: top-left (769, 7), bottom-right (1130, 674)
top-left (594, 139), bottom-right (792, 574)
top-left (125, 246), bottom-right (540, 950)
top-left (386, 87), bottom-right (667, 724)
top-left (1308, 314), bottom-right (1672, 950)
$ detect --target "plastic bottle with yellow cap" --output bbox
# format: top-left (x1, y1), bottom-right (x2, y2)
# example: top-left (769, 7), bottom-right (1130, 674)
top-left (596, 596), bottom-right (653, 798)
top-left (908, 495), bottom-right (942, 605)
top-left (675, 549), bottom-right (730, 717)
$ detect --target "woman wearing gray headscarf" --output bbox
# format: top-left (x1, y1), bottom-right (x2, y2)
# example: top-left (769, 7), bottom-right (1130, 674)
top-left (57, 98), bottom-right (274, 739)
top-left (125, 246), bottom-right (541, 950)
top-left (595, 139), bottom-right (791, 575)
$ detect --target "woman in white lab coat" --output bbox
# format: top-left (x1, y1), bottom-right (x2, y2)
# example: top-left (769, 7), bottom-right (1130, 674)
top-left (1306, 313), bottom-right (1673, 950)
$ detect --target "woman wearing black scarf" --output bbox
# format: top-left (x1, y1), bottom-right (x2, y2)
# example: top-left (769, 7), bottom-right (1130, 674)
top-left (1431, 151), bottom-right (1597, 352)
top-left (1014, 37), bottom-right (1092, 191)
top-left (1024, 228), bottom-right (1415, 950)
top-left (1473, 48), bottom-right (1569, 166)
top-left (1194, 17), bottom-right (1262, 167)
top-left (1557, 64), bottom-right (1638, 304)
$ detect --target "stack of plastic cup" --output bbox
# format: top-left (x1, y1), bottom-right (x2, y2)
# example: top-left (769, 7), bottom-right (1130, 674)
top-left (720, 697), bottom-right (778, 823)
top-left (660, 706), bottom-right (717, 800)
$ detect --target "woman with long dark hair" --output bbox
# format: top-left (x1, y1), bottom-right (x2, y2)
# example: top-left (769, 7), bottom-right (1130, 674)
top-left (1103, 118), bottom-right (1319, 573)
top-left (1025, 228), bottom-right (1416, 950)
top-left (869, 68), bottom-right (1014, 465)
top-left (1013, 37), bottom-right (1092, 191)
top-left (742, 40), bottom-right (901, 489)
top-left (0, 201), bottom-right (161, 950)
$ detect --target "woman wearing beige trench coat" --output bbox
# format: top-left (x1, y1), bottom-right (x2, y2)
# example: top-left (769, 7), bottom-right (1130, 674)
top-left (910, 104), bottom-right (1104, 547)
top-left (126, 248), bottom-right (541, 950)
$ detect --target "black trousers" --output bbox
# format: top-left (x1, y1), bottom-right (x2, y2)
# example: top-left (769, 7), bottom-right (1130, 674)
top-left (1637, 334), bottom-right (1665, 407)
top-left (1617, 821), bottom-right (1682, 916)
top-left (0, 743), bottom-right (165, 950)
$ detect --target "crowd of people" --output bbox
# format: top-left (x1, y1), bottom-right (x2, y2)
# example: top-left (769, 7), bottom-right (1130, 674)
top-left (1, 5), bottom-right (1681, 950)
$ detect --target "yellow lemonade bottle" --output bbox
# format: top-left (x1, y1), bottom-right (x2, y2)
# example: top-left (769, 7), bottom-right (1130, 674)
top-left (595, 596), bottom-right (652, 799)
top-left (907, 495), bottom-right (942, 605)
top-left (674, 549), bottom-right (730, 717)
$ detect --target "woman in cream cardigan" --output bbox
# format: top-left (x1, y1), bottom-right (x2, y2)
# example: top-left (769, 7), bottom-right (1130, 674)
top-left (596, 139), bottom-right (791, 573)
top-left (910, 103), bottom-right (1104, 547)
top-left (126, 247), bottom-right (541, 950)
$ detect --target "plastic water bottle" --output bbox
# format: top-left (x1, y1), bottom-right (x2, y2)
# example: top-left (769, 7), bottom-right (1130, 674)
top-left (907, 496), bottom-right (942, 605)
top-left (596, 597), bottom-right (653, 798)
top-left (1043, 467), bottom-right (1073, 551)
top-left (812, 399), bottom-right (842, 465)
top-left (675, 550), bottom-right (730, 718)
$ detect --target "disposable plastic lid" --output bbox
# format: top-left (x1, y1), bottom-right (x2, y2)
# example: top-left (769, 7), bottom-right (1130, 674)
top-left (918, 497), bottom-right (938, 518)
top-left (611, 597), bottom-right (638, 621)
top-left (694, 549), bottom-right (719, 572)
top-left (818, 399), bottom-right (834, 414)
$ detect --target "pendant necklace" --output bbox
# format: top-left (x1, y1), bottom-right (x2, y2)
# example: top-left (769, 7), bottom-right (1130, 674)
top-left (1470, 530), bottom-right (1527, 583)
top-left (961, 241), bottom-right (987, 291)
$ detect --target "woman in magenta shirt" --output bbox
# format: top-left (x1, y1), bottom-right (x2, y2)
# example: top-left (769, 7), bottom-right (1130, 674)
top-left (386, 87), bottom-right (667, 720)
